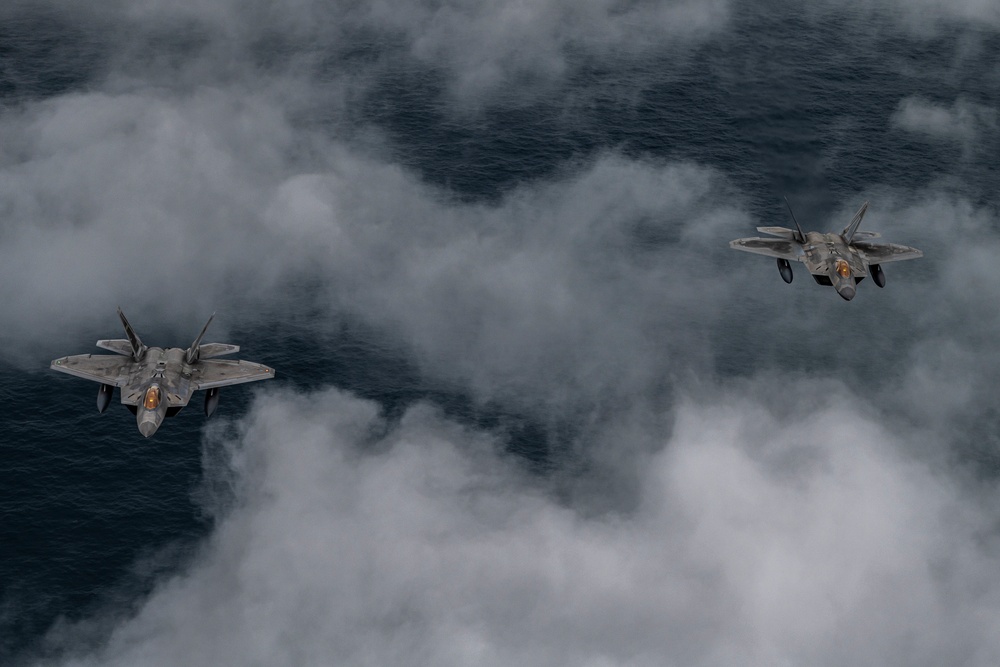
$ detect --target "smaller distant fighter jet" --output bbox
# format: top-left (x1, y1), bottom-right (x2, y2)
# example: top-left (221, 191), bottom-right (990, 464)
top-left (51, 308), bottom-right (275, 437)
top-left (729, 199), bottom-right (923, 300)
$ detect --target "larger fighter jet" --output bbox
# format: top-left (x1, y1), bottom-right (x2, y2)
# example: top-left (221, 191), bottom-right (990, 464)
top-left (51, 308), bottom-right (275, 437)
top-left (730, 200), bottom-right (923, 300)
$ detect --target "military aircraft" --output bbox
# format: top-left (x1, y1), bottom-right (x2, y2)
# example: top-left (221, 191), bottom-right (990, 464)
top-left (51, 308), bottom-right (275, 437)
top-left (729, 199), bottom-right (923, 300)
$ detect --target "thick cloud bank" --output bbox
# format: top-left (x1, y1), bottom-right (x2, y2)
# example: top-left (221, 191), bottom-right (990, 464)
top-left (41, 387), bottom-right (1000, 666)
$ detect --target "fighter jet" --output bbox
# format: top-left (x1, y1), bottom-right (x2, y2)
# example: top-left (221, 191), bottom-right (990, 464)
top-left (51, 308), bottom-right (275, 437)
top-left (729, 200), bottom-right (923, 300)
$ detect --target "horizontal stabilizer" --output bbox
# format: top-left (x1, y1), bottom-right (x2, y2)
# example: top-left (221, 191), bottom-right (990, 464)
top-left (96, 339), bottom-right (134, 356)
top-left (196, 343), bottom-right (240, 359)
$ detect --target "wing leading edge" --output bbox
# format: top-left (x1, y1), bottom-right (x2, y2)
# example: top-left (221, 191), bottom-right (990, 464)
top-left (192, 359), bottom-right (275, 390)
top-left (853, 242), bottom-right (923, 264)
top-left (51, 355), bottom-right (132, 387)
top-left (729, 238), bottom-right (804, 261)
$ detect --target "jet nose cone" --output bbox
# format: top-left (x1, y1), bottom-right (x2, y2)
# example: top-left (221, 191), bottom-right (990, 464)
top-left (138, 421), bottom-right (158, 438)
top-left (838, 286), bottom-right (856, 301)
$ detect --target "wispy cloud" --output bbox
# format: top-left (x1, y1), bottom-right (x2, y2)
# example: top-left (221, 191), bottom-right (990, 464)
top-left (816, 0), bottom-right (1000, 32)
top-left (892, 97), bottom-right (998, 147)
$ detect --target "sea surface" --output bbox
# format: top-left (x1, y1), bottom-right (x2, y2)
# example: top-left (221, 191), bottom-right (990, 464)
top-left (1, 1), bottom-right (998, 663)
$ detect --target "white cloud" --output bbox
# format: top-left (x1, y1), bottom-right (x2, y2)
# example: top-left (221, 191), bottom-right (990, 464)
top-left (0, 73), bottom-right (752, 416)
top-left (0, 89), bottom-right (295, 346)
top-left (4, 5), bottom-right (1000, 664)
top-left (3, 78), bottom-right (997, 433)
top-left (369, 0), bottom-right (731, 100)
top-left (892, 97), bottom-right (998, 146)
top-left (6, 0), bottom-right (731, 104)
top-left (39, 385), bottom-right (1000, 666)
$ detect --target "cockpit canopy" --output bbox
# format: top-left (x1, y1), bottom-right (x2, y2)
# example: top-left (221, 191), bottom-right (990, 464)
top-left (835, 259), bottom-right (851, 278)
top-left (143, 385), bottom-right (161, 410)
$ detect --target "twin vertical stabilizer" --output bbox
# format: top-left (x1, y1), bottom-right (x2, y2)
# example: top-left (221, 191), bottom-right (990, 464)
top-left (782, 197), bottom-right (806, 243)
top-left (117, 307), bottom-right (146, 360)
top-left (102, 309), bottom-right (239, 363)
top-left (185, 312), bottom-right (215, 364)
top-left (783, 197), bottom-right (869, 243)
top-left (185, 312), bottom-right (240, 362)
top-left (841, 200), bottom-right (869, 243)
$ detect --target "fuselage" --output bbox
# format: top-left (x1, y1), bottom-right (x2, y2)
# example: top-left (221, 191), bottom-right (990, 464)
top-left (800, 232), bottom-right (866, 301)
top-left (122, 347), bottom-right (197, 437)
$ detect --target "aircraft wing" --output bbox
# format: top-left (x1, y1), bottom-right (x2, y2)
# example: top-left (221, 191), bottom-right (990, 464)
top-left (729, 238), bottom-right (804, 261)
top-left (51, 354), bottom-right (133, 387)
top-left (853, 242), bottom-right (923, 264)
top-left (192, 359), bottom-right (275, 390)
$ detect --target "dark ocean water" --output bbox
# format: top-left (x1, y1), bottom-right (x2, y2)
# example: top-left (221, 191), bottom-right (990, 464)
top-left (1, 2), bottom-right (998, 663)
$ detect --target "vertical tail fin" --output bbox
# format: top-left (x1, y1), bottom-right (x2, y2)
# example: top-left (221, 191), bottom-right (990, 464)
top-left (117, 307), bottom-right (146, 360)
top-left (185, 312), bottom-right (216, 364)
top-left (841, 200), bottom-right (869, 243)
top-left (783, 197), bottom-right (806, 243)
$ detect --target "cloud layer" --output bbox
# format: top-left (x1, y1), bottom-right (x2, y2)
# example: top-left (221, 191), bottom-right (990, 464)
top-left (37, 386), bottom-right (1000, 667)
top-left (3, 1), bottom-right (1000, 665)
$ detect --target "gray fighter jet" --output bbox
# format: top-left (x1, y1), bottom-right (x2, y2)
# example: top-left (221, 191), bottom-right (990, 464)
top-left (51, 308), bottom-right (275, 437)
top-left (730, 200), bottom-right (923, 300)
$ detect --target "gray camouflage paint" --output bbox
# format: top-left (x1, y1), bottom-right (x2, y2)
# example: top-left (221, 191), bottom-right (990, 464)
top-left (730, 201), bottom-right (923, 300)
top-left (51, 308), bottom-right (274, 437)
